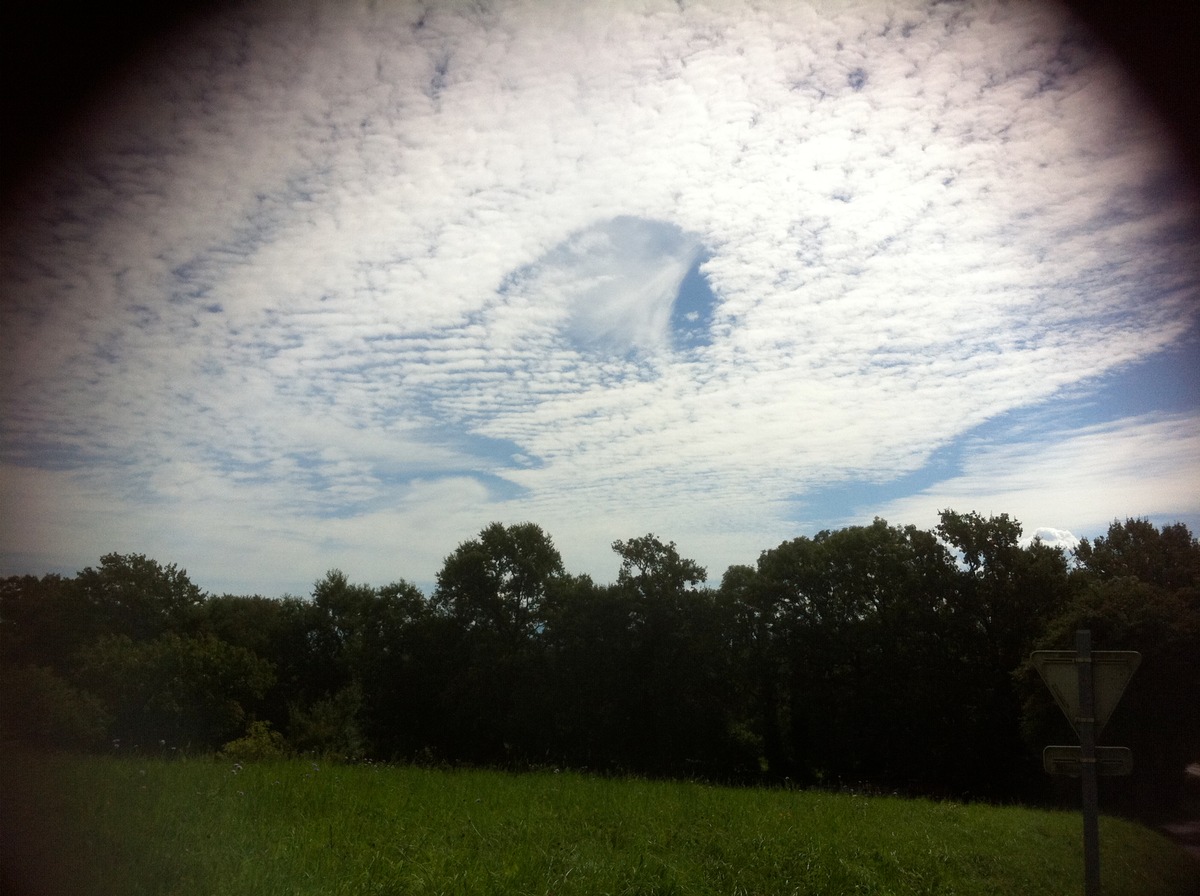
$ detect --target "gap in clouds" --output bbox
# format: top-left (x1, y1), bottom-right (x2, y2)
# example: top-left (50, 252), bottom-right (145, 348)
top-left (500, 216), bottom-right (714, 359)
top-left (291, 429), bottom-right (537, 519)
top-left (670, 251), bottom-right (717, 351)
top-left (1080, 328), bottom-right (1200, 417)
top-left (795, 328), bottom-right (1200, 533)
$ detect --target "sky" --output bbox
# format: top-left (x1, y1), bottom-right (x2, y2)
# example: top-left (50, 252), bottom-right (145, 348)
top-left (2, 0), bottom-right (1198, 598)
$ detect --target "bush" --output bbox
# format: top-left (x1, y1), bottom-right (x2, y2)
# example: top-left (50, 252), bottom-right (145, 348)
top-left (0, 665), bottom-right (111, 750)
top-left (220, 720), bottom-right (288, 762)
top-left (287, 684), bottom-right (368, 760)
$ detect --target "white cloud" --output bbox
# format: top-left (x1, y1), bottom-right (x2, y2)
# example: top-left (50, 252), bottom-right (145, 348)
top-left (868, 412), bottom-right (1200, 542)
top-left (2, 0), bottom-right (1197, 594)
top-left (1034, 528), bottom-right (1080, 552)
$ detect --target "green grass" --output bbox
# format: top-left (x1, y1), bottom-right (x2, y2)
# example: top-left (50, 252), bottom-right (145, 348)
top-left (2, 751), bottom-right (1196, 896)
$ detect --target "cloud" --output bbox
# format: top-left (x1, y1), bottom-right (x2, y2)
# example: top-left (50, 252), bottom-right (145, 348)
top-left (1, 0), bottom-right (1197, 594)
top-left (1033, 528), bottom-right (1080, 552)
top-left (868, 412), bottom-right (1200, 541)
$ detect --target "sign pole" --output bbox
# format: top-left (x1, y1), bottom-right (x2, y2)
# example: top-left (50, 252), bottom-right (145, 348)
top-left (1076, 629), bottom-right (1101, 896)
top-left (1032, 636), bottom-right (1138, 895)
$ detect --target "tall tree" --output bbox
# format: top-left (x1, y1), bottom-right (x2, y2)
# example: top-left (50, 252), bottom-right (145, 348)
top-left (1026, 518), bottom-right (1200, 818)
top-left (196, 593), bottom-right (316, 739)
top-left (1074, 518), bottom-right (1200, 592)
top-left (433, 522), bottom-right (564, 637)
top-left (937, 511), bottom-right (1071, 671)
top-left (428, 523), bottom-right (565, 764)
top-left (750, 519), bottom-right (966, 789)
top-left (72, 553), bottom-right (206, 643)
top-left (539, 575), bottom-right (639, 770)
top-left (608, 535), bottom-right (743, 776)
top-left (937, 510), bottom-right (1071, 798)
top-left (612, 534), bottom-right (706, 605)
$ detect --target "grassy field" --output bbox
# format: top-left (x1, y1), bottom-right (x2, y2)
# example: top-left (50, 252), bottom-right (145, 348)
top-left (2, 751), bottom-right (1196, 896)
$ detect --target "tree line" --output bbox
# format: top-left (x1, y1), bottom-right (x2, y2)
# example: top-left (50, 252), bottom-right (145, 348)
top-left (2, 511), bottom-right (1197, 820)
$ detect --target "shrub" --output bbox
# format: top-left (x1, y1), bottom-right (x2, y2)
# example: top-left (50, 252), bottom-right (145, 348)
top-left (0, 665), bottom-right (111, 750)
top-left (220, 720), bottom-right (288, 762)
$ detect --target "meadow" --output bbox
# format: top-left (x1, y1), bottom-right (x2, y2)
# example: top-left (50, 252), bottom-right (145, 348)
top-left (2, 752), bottom-right (1196, 896)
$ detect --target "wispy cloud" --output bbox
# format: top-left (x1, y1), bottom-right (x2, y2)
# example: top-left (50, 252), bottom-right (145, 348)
top-left (868, 412), bottom-right (1200, 541)
top-left (1, 0), bottom-right (1196, 594)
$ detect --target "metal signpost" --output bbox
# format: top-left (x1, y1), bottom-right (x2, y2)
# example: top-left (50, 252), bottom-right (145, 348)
top-left (1031, 631), bottom-right (1140, 896)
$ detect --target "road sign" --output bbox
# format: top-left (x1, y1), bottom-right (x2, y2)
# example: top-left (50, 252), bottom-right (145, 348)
top-left (1030, 649), bottom-right (1140, 736)
top-left (1032, 632), bottom-right (1141, 896)
top-left (1043, 745), bottom-right (1133, 777)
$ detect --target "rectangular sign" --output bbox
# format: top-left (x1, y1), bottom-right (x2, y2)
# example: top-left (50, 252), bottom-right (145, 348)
top-left (1043, 745), bottom-right (1133, 777)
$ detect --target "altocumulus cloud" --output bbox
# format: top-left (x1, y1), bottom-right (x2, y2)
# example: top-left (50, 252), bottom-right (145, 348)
top-left (1, 0), bottom-right (1197, 595)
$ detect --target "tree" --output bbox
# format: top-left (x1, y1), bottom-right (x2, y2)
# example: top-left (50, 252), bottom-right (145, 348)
top-left (433, 522), bottom-right (564, 637)
top-left (72, 553), bottom-right (206, 643)
top-left (608, 535), bottom-right (745, 776)
top-left (936, 510), bottom-right (1071, 798)
top-left (1032, 578), bottom-right (1200, 819)
top-left (1074, 518), bottom-right (1200, 592)
top-left (1024, 519), bottom-right (1200, 818)
top-left (78, 632), bottom-right (274, 750)
top-left (612, 534), bottom-right (706, 606)
top-left (196, 593), bottom-right (328, 742)
top-left (0, 665), bottom-right (111, 750)
top-left (0, 574), bottom-right (82, 672)
top-left (749, 519), bottom-right (965, 790)
top-left (427, 524), bottom-right (565, 764)
top-left (538, 575), bottom-right (639, 770)
top-left (351, 579), bottom-right (435, 759)
top-left (287, 683), bottom-right (368, 760)
top-left (936, 510), bottom-right (1070, 670)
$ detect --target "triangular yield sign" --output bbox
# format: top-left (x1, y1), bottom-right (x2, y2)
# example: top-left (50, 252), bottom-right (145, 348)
top-left (1031, 650), bottom-right (1141, 737)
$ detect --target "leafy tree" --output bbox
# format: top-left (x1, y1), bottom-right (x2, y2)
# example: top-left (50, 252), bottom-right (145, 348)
top-left (199, 592), bottom-right (297, 660)
top-left (220, 719), bottom-right (288, 762)
top-left (539, 575), bottom-right (638, 770)
top-left (243, 571), bottom-right (438, 760)
top-left (937, 510), bottom-right (1071, 670)
top-left (1074, 518), bottom-right (1200, 592)
top-left (347, 579), bottom-right (436, 759)
top-left (750, 519), bottom-right (966, 789)
top-left (426, 524), bottom-right (565, 764)
top-left (0, 574), bottom-right (82, 672)
top-left (196, 592), bottom-right (337, 742)
top-left (718, 563), bottom-right (783, 776)
top-left (1024, 519), bottom-right (1200, 818)
top-left (0, 665), bottom-right (111, 750)
top-left (612, 534), bottom-right (706, 606)
top-left (1032, 580), bottom-right (1200, 819)
top-left (607, 535), bottom-right (744, 776)
top-left (306, 570), bottom-right (383, 696)
top-left (72, 553), bottom-right (206, 643)
top-left (78, 632), bottom-right (274, 750)
top-left (936, 510), bottom-right (1071, 798)
top-left (287, 683), bottom-right (368, 760)
top-left (433, 522), bottom-right (564, 637)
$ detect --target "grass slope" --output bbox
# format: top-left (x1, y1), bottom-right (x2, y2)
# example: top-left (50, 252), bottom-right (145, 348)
top-left (2, 752), bottom-right (1196, 896)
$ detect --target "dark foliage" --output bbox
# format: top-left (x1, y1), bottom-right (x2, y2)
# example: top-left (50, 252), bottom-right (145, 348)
top-left (1, 516), bottom-right (1195, 819)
